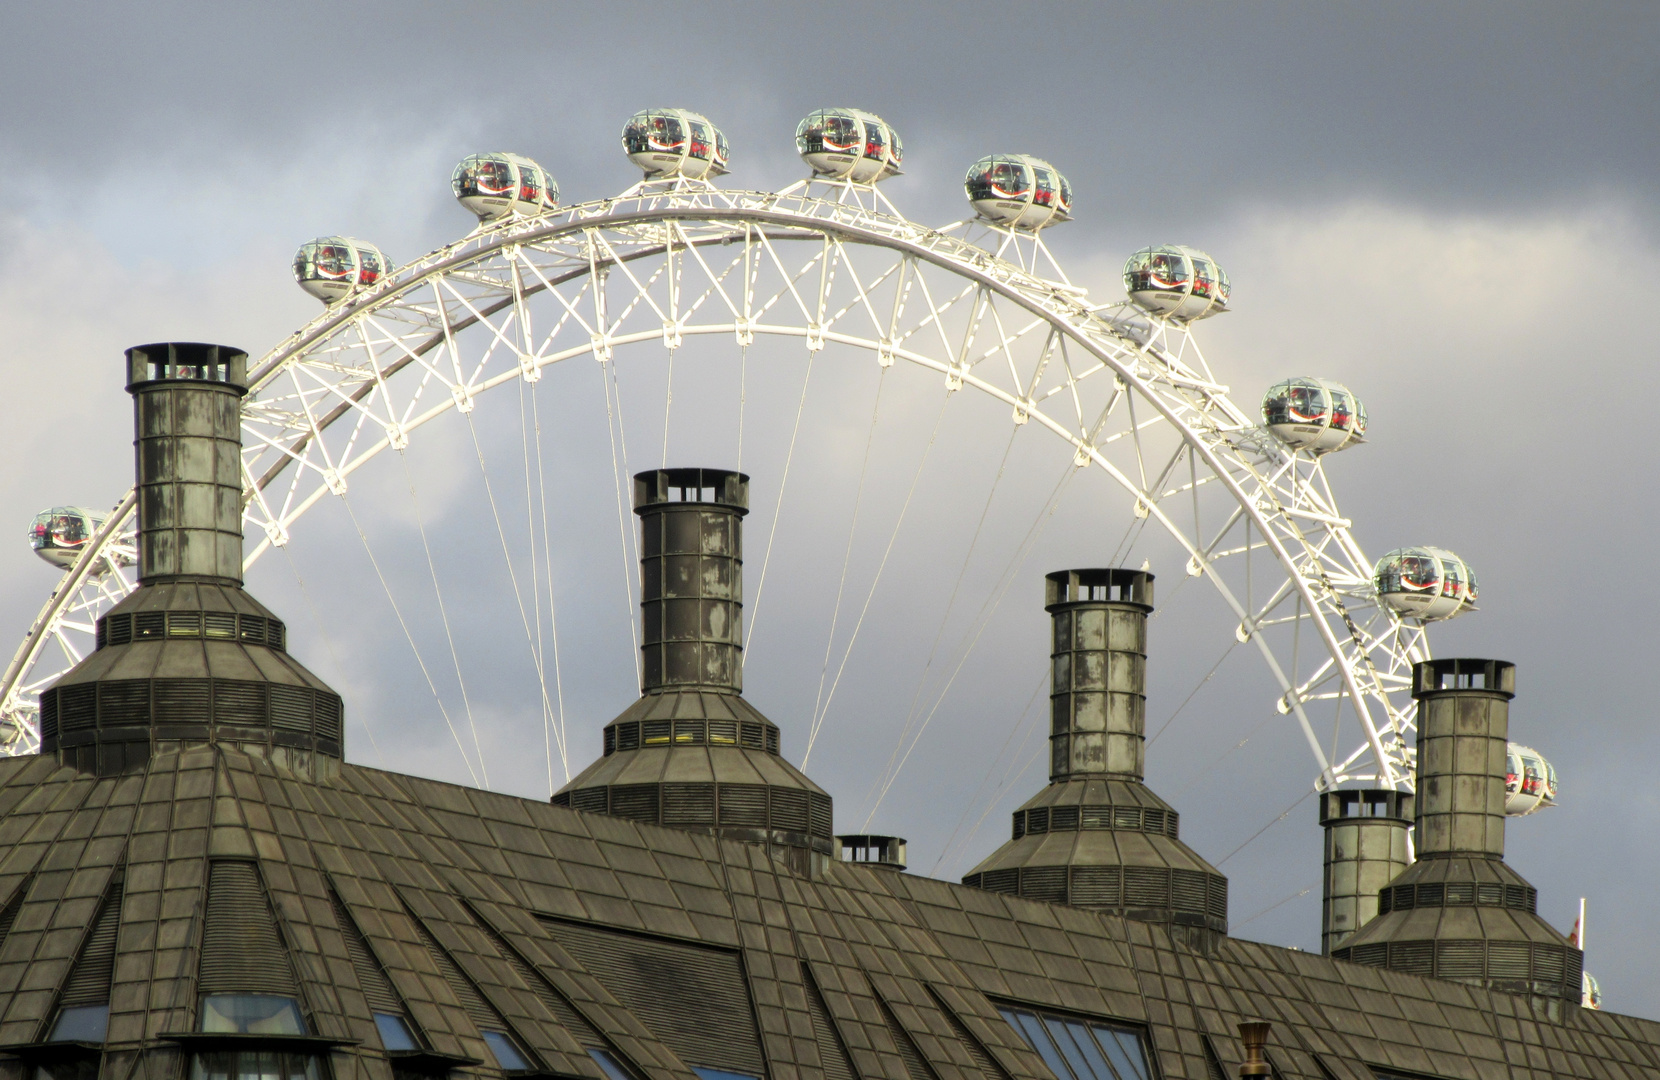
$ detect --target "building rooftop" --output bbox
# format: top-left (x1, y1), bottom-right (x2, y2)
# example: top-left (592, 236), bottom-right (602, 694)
top-left (0, 745), bottom-right (1653, 1080)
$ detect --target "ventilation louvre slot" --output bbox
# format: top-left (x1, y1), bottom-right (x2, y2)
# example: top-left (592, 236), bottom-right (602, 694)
top-left (214, 681), bottom-right (267, 727)
top-left (199, 861), bottom-right (297, 996)
top-left (471, 910), bottom-right (603, 1047)
top-left (409, 910), bottom-right (499, 1030)
top-left (609, 785), bottom-right (660, 823)
top-left (315, 694), bottom-right (343, 741)
top-left (717, 785), bottom-right (768, 828)
top-left (154, 679), bottom-right (211, 724)
top-left (661, 783), bottom-right (715, 827)
top-left (539, 917), bottom-right (765, 1077)
top-left (808, 793), bottom-right (834, 838)
top-left (1068, 866), bottom-right (1120, 907)
top-left (269, 686), bottom-right (313, 732)
top-left (1436, 940), bottom-right (1486, 979)
top-left (1170, 870), bottom-right (1208, 914)
top-left (330, 892), bottom-right (403, 1015)
top-left (803, 964), bottom-right (856, 1080)
top-left (770, 789), bottom-right (809, 832)
top-left (59, 686), bottom-right (97, 732)
top-left (926, 986), bottom-right (1008, 1080)
top-left (1122, 867), bottom-right (1170, 908)
top-left (99, 681), bottom-right (150, 727)
top-left (874, 988), bottom-right (937, 1080)
top-left (59, 879), bottom-right (122, 1007)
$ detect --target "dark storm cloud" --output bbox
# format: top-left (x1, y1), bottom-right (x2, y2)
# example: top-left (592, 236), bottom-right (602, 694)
top-left (3, 0), bottom-right (1660, 1017)
top-left (4, 2), bottom-right (1658, 225)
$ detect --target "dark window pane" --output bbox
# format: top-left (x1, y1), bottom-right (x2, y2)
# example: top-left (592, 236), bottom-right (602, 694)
top-left (1046, 1018), bottom-right (1105, 1080)
top-left (691, 1070), bottom-right (762, 1080)
top-left (1058, 1019), bottom-right (1116, 1080)
top-left (1102, 1029), bottom-right (1150, 1080)
top-left (590, 1049), bottom-right (634, 1080)
top-left (49, 1004), bottom-right (109, 1042)
top-left (482, 1031), bottom-right (530, 1071)
top-left (198, 995), bottom-right (306, 1035)
top-left (373, 1013), bottom-right (417, 1052)
top-left (1003, 1009), bottom-right (1074, 1080)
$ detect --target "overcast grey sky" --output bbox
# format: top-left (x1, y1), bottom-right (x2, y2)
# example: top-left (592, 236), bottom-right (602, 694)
top-left (3, 1), bottom-right (1660, 1016)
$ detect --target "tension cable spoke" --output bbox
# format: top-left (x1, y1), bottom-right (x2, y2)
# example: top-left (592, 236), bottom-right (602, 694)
top-left (807, 388), bottom-right (950, 765)
top-left (804, 367), bottom-right (889, 764)
top-left (341, 494), bottom-right (482, 787)
top-left (745, 347), bottom-right (818, 652)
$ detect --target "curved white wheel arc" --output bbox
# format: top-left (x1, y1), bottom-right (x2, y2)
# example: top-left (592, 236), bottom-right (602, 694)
top-left (1, 183), bottom-right (1428, 792)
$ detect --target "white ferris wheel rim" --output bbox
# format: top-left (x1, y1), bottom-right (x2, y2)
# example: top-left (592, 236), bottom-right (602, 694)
top-left (0, 179), bottom-right (1429, 790)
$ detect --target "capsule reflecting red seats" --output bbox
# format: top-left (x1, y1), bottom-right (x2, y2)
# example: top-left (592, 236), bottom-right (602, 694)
top-left (964, 154), bottom-right (1072, 231)
top-left (1123, 244), bottom-right (1230, 320)
top-left (293, 237), bottom-right (391, 303)
top-left (622, 109), bottom-right (729, 180)
top-left (1373, 546), bottom-right (1477, 621)
top-left (1262, 377), bottom-right (1367, 453)
top-left (28, 506), bottom-right (105, 569)
top-left (1505, 743), bottom-right (1557, 816)
top-left (796, 108), bottom-right (902, 183)
top-left (451, 153), bottom-right (558, 220)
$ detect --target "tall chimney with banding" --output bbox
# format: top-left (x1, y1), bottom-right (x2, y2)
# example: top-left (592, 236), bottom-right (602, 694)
top-left (961, 568), bottom-right (1228, 949)
top-left (37, 343), bottom-right (345, 777)
top-left (554, 468), bottom-right (834, 872)
top-left (1332, 659), bottom-right (1581, 1000)
top-left (129, 343), bottom-right (249, 585)
top-left (1318, 789), bottom-right (1413, 954)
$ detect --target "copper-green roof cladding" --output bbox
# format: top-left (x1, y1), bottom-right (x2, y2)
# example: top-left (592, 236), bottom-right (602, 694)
top-left (0, 748), bottom-right (1655, 1080)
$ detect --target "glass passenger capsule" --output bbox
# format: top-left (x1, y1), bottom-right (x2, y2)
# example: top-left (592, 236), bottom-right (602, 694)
top-left (1373, 546), bottom-right (1477, 620)
top-left (1123, 244), bottom-right (1230, 321)
top-left (28, 506), bottom-right (105, 569)
top-left (795, 108), bottom-right (902, 183)
top-left (964, 154), bottom-right (1072, 231)
top-left (451, 153), bottom-right (559, 220)
top-left (622, 109), bottom-right (729, 180)
top-left (1505, 743), bottom-right (1558, 816)
top-left (1262, 377), bottom-right (1367, 453)
top-left (292, 237), bottom-right (390, 303)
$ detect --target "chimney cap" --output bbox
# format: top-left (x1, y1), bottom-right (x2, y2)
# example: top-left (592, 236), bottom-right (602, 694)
top-left (835, 834), bottom-right (907, 871)
top-left (1045, 568), bottom-right (1153, 611)
top-left (1236, 1022), bottom-right (1272, 1078)
top-left (125, 342), bottom-right (248, 394)
top-left (633, 468), bottom-right (748, 514)
top-left (1411, 658), bottom-right (1514, 700)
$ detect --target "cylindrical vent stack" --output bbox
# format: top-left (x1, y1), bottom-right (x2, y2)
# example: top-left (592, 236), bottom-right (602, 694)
top-left (635, 468), bottom-right (747, 694)
top-left (1413, 658), bottom-right (1513, 858)
top-left (964, 568), bottom-right (1228, 946)
top-left (1046, 568), bottom-right (1151, 782)
top-left (1330, 659), bottom-right (1582, 1000)
top-left (126, 343), bottom-right (249, 586)
top-left (40, 343), bottom-right (342, 779)
top-left (1318, 790), bottom-right (1413, 954)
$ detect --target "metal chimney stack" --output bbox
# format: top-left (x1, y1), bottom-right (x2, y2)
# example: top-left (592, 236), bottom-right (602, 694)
top-left (962, 569), bottom-right (1228, 948)
top-left (38, 343), bottom-right (344, 777)
top-left (1318, 789), bottom-right (1412, 954)
top-left (1332, 660), bottom-right (1581, 1001)
top-left (634, 467), bottom-right (747, 694)
top-left (554, 468), bottom-right (833, 870)
top-left (128, 343), bottom-right (249, 586)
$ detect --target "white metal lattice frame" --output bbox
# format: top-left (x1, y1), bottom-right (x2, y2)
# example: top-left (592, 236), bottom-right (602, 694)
top-left (0, 178), bottom-right (1429, 788)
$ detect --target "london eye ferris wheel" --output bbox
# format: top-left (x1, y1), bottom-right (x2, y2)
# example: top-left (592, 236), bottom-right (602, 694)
top-left (0, 105), bottom-right (1555, 823)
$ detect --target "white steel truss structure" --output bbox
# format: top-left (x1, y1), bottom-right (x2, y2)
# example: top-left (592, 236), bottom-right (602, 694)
top-left (0, 178), bottom-right (1433, 790)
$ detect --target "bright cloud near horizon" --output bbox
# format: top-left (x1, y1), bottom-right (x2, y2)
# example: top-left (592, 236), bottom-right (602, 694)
top-left (3, 1), bottom-right (1658, 1015)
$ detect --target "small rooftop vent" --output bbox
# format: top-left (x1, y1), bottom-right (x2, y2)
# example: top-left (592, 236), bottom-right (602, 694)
top-left (835, 834), bottom-right (907, 872)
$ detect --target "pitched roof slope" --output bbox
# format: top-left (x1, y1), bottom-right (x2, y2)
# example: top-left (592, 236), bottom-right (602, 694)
top-left (0, 750), bottom-right (1653, 1080)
